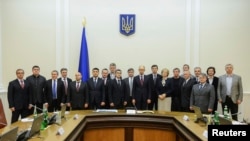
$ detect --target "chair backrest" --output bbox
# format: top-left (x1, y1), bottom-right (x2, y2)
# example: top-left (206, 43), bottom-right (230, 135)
top-left (0, 98), bottom-right (7, 129)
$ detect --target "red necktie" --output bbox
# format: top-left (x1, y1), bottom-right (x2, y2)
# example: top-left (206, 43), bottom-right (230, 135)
top-left (20, 80), bottom-right (24, 89)
top-left (64, 78), bottom-right (67, 94)
top-left (76, 82), bottom-right (80, 92)
top-left (140, 76), bottom-right (144, 86)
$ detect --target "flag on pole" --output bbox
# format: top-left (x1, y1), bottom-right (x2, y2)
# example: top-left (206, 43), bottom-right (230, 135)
top-left (78, 20), bottom-right (90, 82)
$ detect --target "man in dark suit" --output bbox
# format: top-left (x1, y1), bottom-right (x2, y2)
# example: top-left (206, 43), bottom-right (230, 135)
top-left (132, 65), bottom-right (151, 110)
top-left (206, 66), bottom-right (219, 114)
top-left (44, 70), bottom-right (65, 112)
top-left (87, 68), bottom-right (105, 109)
top-left (171, 68), bottom-right (184, 111)
top-left (8, 69), bottom-right (32, 123)
top-left (217, 64), bottom-right (243, 121)
top-left (180, 70), bottom-right (196, 112)
top-left (190, 73), bottom-right (215, 114)
top-left (109, 69), bottom-right (128, 109)
top-left (102, 68), bottom-right (110, 109)
top-left (148, 64), bottom-right (162, 110)
top-left (67, 72), bottom-right (89, 110)
top-left (26, 65), bottom-right (46, 114)
top-left (123, 68), bottom-right (134, 107)
top-left (58, 68), bottom-right (72, 111)
top-left (107, 63), bottom-right (116, 80)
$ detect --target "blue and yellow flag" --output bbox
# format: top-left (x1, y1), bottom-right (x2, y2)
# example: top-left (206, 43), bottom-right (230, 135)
top-left (78, 23), bottom-right (90, 82)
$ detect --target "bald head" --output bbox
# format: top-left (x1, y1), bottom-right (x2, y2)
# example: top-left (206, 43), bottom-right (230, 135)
top-left (75, 72), bottom-right (82, 81)
top-left (183, 70), bottom-right (191, 80)
top-left (138, 65), bottom-right (145, 75)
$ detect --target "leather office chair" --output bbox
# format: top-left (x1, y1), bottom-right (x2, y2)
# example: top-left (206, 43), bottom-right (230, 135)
top-left (0, 98), bottom-right (7, 128)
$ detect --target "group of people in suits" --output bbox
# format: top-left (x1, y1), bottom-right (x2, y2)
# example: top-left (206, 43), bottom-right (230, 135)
top-left (7, 63), bottom-right (243, 123)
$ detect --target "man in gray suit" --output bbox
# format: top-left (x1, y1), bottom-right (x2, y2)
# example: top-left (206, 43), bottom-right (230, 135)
top-left (217, 64), bottom-right (243, 121)
top-left (190, 73), bottom-right (215, 114)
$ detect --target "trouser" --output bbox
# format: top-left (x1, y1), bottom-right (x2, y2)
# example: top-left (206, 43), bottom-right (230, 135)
top-left (48, 99), bottom-right (61, 112)
top-left (222, 96), bottom-right (238, 121)
top-left (11, 108), bottom-right (30, 123)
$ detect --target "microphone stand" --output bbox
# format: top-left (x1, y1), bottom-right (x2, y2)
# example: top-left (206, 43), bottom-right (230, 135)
top-left (30, 104), bottom-right (43, 112)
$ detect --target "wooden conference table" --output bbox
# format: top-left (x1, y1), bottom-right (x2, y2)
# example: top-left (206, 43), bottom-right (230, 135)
top-left (0, 110), bottom-right (208, 141)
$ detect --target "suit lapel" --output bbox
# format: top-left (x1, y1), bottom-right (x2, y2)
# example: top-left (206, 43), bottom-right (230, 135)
top-left (16, 79), bottom-right (22, 89)
top-left (232, 74), bottom-right (236, 86)
top-left (73, 81), bottom-right (77, 91)
top-left (91, 78), bottom-right (95, 88)
top-left (199, 83), bottom-right (207, 94)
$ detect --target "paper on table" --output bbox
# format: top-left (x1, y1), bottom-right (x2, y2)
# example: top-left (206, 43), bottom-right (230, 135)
top-left (203, 130), bottom-right (208, 138)
top-left (21, 118), bottom-right (34, 122)
top-left (232, 121), bottom-right (247, 125)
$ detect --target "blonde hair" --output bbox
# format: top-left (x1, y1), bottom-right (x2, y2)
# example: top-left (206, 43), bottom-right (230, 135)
top-left (161, 68), bottom-right (169, 76)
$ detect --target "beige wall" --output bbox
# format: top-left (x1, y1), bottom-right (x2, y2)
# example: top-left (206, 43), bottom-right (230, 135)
top-left (0, 0), bottom-right (249, 124)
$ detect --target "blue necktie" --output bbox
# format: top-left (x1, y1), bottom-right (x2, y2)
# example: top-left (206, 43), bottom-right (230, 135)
top-left (199, 84), bottom-right (203, 90)
top-left (94, 78), bottom-right (97, 88)
top-left (53, 80), bottom-right (56, 99)
top-left (118, 80), bottom-right (121, 86)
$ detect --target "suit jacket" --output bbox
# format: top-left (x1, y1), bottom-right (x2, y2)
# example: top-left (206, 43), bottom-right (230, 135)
top-left (181, 78), bottom-right (196, 109)
top-left (87, 77), bottom-right (105, 103)
top-left (44, 79), bottom-right (65, 106)
top-left (171, 76), bottom-right (185, 98)
top-left (190, 83), bottom-right (215, 113)
top-left (156, 78), bottom-right (173, 97)
top-left (148, 73), bottom-right (162, 99)
top-left (8, 79), bottom-right (32, 110)
top-left (102, 78), bottom-right (110, 99)
top-left (26, 75), bottom-right (46, 104)
top-left (207, 76), bottom-right (219, 100)
top-left (58, 77), bottom-right (72, 103)
top-left (67, 81), bottom-right (89, 109)
top-left (123, 77), bottom-right (134, 97)
top-left (217, 74), bottom-right (243, 103)
top-left (108, 79), bottom-right (128, 106)
top-left (107, 73), bottom-right (115, 80)
top-left (58, 77), bottom-right (72, 94)
top-left (192, 77), bottom-right (200, 85)
top-left (132, 75), bottom-right (151, 101)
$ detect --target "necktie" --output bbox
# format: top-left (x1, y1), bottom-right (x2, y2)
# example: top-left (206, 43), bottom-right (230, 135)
top-left (64, 78), bottom-right (67, 94)
top-left (53, 80), bottom-right (57, 99)
top-left (20, 80), bottom-right (24, 89)
top-left (183, 81), bottom-right (186, 86)
top-left (140, 75), bottom-right (144, 86)
top-left (199, 84), bottom-right (203, 90)
top-left (94, 78), bottom-right (97, 87)
top-left (104, 78), bottom-right (106, 85)
top-left (76, 82), bottom-right (80, 92)
top-left (118, 80), bottom-right (121, 86)
top-left (153, 74), bottom-right (156, 84)
top-left (129, 77), bottom-right (133, 96)
top-left (196, 77), bottom-right (199, 83)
